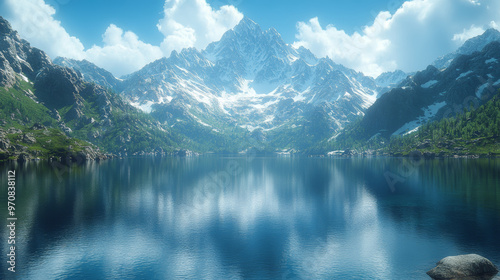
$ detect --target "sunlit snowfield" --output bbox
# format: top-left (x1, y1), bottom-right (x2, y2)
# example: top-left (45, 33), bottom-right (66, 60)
top-left (1, 157), bottom-right (499, 279)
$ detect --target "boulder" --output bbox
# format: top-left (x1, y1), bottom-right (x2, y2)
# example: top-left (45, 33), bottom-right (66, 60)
top-left (31, 123), bottom-right (45, 130)
top-left (21, 133), bottom-right (36, 144)
top-left (7, 127), bottom-right (21, 134)
top-left (175, 149), bottom-right (198, 157)
top-left (0, 139), bottom-right (10, 150)
top-left (427, 254), bottom-right (498, 280)
top-left (17, 153), bottom-right (29, 162)
top-left (418, 140), bottom-right (432, 149)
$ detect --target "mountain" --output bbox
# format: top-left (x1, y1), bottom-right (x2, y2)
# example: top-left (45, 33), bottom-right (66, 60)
top-left (117, 17), bottom-right (378, 150)
top-left (375, 70), bottom-right (407, 88)
top-left (375, 70), bottom-right (408, 97)
top-left (53, 57), bottom-right (122, 90)
top-left (0, 16), bottom-right (187, 159)
top-left (433, 28), bottom-right (500, 69)
top-left (387, 92), bottom-right (500, 157)
top-left (0, 16), bottom-right (104, 160)
top-left (0, 17), bottom-right (51, 87)
top-left (2, 14), bottom-right (499, 156)
top-left (358, 40), bottom-right (500, 139)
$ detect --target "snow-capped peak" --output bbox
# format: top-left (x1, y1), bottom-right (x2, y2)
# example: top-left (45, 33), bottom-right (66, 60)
top-left (433, 28), bottom-right (500, 69)
top-left (233, 17), bottom-right (260, 33)
top-left (107, 17), bottom-right (379, 141)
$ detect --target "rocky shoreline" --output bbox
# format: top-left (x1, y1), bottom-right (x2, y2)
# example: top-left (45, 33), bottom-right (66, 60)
top-left (0, 148), bottom-right (204, 164)
top-left (0, 124), bottom-right (112, 163)
top-left (2, 145), bottom-right (499, 164)
top-left (322, 148), bottom-right (500, 159)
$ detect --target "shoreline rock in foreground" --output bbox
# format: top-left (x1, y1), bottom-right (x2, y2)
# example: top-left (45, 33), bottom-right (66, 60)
top-left (427, 254), bottom-right (498, 280)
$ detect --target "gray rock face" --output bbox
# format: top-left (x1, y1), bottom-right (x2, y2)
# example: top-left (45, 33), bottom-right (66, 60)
top-left (433, 28), bottom-right (500, 70)
top-left (119, 17), bottom-right (378, 142)
top-left (0, 16), bottom-right (51, 87)
top-left (427, 254), bottom-right (499, 280)
top-left (375, 69), bottom-right (408, 97)
top-left (34, 65), bottom-right (85, 108)
top-left (21, 133), bottom-right (36, 144)
top-left (0, 51), bottom-right (15, 87)
top-left (53, 57), bottom-right (121, 90)
top-left (360, 40), bottom-right (500, 138)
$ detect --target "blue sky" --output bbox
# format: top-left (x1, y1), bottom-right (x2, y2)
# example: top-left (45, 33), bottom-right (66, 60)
top-left (3, 0), bottom-right (500, 77)
top-left (47, 0), bottom-right (400, 48)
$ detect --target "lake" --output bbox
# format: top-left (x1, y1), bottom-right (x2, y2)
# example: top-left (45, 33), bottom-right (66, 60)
top-left (1, 156), bottom-right (499, 279)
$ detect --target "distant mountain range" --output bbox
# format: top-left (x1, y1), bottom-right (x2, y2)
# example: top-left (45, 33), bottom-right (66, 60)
top-left (374, 70), bottom-right (409, 97)
top-left (433, 28), bottom-right (500, 69)
top-left (353, 30), bottom-right (500, 140)
top-left (59, 18), bottom-right (383, 150)
top-left (1, 15), bottom-right (500, 158)
top-left (53, 57), bottom-right (122, 90)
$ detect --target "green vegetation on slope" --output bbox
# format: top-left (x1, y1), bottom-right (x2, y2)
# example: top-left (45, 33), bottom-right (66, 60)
top-left (0, 126), bottom-right (101, 161)
top-left (388, 94), bottom-right (500, 156)
top-left (0, 78), bottom-right (56, 128)
top-left (0, 77), bottom-right (105, 161)
top-left (313, 91), bottom-right (500, 156)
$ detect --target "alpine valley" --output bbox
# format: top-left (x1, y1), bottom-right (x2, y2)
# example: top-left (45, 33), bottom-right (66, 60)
top-left (57, 17), bottom-right (381, 152)
top-left (1, 15), bottom-right (500, 160)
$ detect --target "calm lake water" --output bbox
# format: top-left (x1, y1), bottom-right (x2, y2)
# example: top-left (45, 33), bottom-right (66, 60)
top-left (1, 156), bottom-right (499, 279)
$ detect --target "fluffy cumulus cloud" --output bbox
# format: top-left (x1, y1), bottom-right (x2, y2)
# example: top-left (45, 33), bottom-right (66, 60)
top-left (293, 0), bottom-right (500, 77)
top-left (452, 25), bottom-right (486, 44)
top-left (3, 0), bottom-right (242, 77)
top-left (4, 0), bottom-right (85, 60)
top-left (85, 25), bottom-right (163, 77)
top-left (157, 0), bottom-right (243, 55)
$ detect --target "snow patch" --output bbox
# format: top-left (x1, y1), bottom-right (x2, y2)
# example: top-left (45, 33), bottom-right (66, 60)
top-left (159, 96), bottom-right (173, 103)
top-left (19, 73), bottom-right (29, 83)
top-left (190, 114), bottom-right (211, 127)
top-left (263, 115), bottom-right (274, 123)
top-left (392, 101), bottom-right (447, 136)
top-left (287, 54), bottom-right (299, 63)
top-left (421, 80), bottom-right (438, 88)
top-left (327, 150), bottom-right (345, 156)
top-left (456, 71), bottom-right (474, 80)
top-left (130, 101), bottom-right (155, 113)
top-left (240, 124), bottom-right (260, 132)
top-left (485, 58), bottom-right (498, 64)
top-left (293, 87), bottom-right (309, 102)
top-left (16, 55), bottom-right (27, 63)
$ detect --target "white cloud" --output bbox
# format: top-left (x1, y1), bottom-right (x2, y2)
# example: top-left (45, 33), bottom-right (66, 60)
top-left (3, 0), bottom-right (161, 77)
top-left (293, 0), bottom-right (500, 77)
top-left (489, 21), bottom-right (499, 30)
top-left (6, 0), bottom-right (500, 78)
top-left (452, 25), bottom-right (485, 43)
top-left (4, 0), bottom-right (243, 77)
top-left (85, 25), bottom-right (163, 77)
top-left (4, 0), bottom-right (85, 60)
top-left (157, 0), bottom-right (243, 55)
top-left (293, 15), bottom-right (393, 78)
